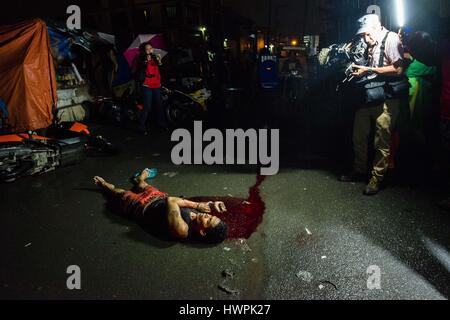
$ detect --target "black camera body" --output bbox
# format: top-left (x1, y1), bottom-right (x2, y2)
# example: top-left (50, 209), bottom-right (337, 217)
top-left (319, 36), bottom-right (369, 81)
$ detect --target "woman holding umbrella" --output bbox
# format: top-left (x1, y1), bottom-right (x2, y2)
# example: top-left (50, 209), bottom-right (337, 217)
top-left (135, 43), bottom-right (168, 135)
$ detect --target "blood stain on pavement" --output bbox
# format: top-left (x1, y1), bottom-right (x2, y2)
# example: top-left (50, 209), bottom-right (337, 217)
top-left (189, 175), bottom-right (267, 239)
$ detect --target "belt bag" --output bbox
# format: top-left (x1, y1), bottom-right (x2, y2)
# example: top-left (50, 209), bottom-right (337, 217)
top-left (363, 80), bottom-right (386, 105)
top-left (386, 78), bottom-right (410, 98)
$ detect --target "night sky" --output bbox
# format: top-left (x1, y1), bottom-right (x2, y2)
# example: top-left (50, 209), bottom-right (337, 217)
top-left (0, 0), bottom-right (446, 38)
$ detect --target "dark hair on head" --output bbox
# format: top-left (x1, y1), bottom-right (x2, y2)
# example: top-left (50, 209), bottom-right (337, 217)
top-left (139, 42), bottom-right (154, 57)
top-left (203, 221), bottom-right (228, 244)
top-left (140, 42), bottom-right (152, 49)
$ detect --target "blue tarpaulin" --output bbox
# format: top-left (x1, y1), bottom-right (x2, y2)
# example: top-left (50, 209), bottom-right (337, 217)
top-left (112, 54), bottom-right (133, 87)
top-left (48, 27), bottom-right (73, 61)
top-left (0, 99), bottom-right (8, 118)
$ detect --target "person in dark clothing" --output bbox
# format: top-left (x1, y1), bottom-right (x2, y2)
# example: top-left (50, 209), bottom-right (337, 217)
top-left (134, 43), bottom-right (168, 135)
top-left (93, 170), bottom-right (228, 243)
top-left (282, 51), bottom-right (303, 74)
top-left (408, 30), bottom-right (450, 211)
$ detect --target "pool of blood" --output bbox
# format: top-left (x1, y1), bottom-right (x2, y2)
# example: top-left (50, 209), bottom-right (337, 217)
top-left (189, 175), bottom-right (266, 239)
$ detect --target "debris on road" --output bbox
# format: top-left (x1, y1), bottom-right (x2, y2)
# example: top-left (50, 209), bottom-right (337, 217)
top-left (163, 172), bottom-right (178, 178)
top-left (222, 269), bottom-right (235, 279)
top-left (236, 239), bottom-right (252, 253)
top-left (296, 271), bottom-right (313, 283)
top-left (319, 284), bottom-right (325, 290)
top-left (224, 247), bottom-right (231, 252)
top-left (321, 256), bottom-right (327, 260)
top-left (24, 243), bottom-right (32, 248)
top-left (218, 284), bottom-right (240, 295)
top-left (305, 228), bottom-right (312, 235)
top-left (320, 280), bottom-right (338, 291)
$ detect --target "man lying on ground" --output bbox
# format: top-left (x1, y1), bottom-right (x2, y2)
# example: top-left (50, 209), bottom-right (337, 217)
top-left (94, 169), bottom-right (228, 243)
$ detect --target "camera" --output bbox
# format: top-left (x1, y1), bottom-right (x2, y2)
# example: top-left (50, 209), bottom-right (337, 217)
top-left (318, 36), bottom-right (368, 82)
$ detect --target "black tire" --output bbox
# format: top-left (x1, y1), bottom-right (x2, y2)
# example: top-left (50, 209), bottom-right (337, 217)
top-left (166, 99), bottom-right (203, 129)
top-left (166, 104), bottom-right (191, 128)
top-left (87, 135), bottom-right (119, 155)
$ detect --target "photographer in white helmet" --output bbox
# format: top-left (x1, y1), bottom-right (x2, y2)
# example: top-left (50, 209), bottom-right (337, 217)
top-left (340, 14), bottom-right (408, 195)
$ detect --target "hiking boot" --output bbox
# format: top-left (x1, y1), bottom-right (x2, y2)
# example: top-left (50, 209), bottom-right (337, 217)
top-left (364, 176), bottom-right (382, 196)
top-left (339, 171), bottom-right (367, 183)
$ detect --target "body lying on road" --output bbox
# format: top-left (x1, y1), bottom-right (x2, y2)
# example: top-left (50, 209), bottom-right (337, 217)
top-left (94, 169), bottom-right (228, 243)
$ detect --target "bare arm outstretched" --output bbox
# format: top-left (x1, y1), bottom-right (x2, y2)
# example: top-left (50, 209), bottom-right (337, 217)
top-left (172, 198), bottom-right (227, 213)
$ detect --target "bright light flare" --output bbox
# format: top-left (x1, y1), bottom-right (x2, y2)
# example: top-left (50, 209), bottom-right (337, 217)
top-left (395, 0), bottom-right (405, 27)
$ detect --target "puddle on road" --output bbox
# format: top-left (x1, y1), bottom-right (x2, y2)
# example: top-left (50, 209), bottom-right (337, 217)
top-left (189, 175), bottom-right (267, 239)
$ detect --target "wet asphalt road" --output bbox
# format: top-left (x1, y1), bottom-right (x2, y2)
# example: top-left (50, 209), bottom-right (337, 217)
top-left (0, 122), bottom-right (449, 300)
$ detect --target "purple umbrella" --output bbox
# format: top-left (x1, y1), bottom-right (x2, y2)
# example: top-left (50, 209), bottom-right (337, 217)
top-left (124, 34), bottom-right (167, 68)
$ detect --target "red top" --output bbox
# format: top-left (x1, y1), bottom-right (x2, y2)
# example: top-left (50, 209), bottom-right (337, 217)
top-left (143, 59), bottom-right (162, 89)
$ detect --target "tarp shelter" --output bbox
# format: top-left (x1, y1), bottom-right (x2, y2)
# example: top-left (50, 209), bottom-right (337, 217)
top-left (0, 19), bottom-right (57, 132)
top-left (47, 20), bottom-right (117, 53)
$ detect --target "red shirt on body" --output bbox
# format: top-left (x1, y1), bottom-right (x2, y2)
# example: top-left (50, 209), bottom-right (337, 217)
top-left (143, 59), bottom-right (162, 89)
top-left (119, 186), bottom-right (168, 218)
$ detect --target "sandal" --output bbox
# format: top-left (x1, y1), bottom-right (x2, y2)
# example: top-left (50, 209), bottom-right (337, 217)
top-left (130, 168), bottom-right (158, 184)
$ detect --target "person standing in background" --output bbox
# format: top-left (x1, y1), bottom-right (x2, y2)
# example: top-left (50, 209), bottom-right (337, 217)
top-left (409, 25), bottom-right (450, 211)
top-left (135, 43), bottom-right (168, 135)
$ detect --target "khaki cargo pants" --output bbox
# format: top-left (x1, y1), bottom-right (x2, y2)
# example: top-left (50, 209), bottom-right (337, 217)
top-left (353, 99), bottom-right (400, 181)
